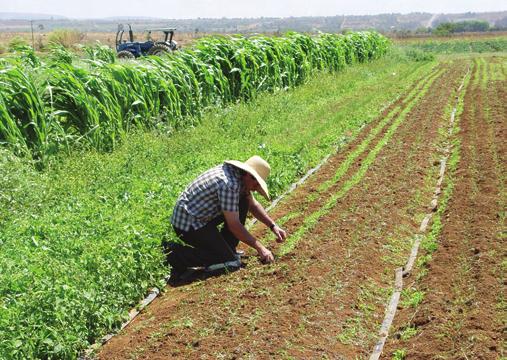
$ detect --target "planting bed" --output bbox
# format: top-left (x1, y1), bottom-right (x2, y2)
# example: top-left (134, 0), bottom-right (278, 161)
top-left (384, 55), bottom-right (506, 359)
top-left (96, 56), bottom-right (504, 359)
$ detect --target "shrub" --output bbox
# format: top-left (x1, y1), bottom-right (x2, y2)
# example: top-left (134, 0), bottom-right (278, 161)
top-left (405, 48), bottom-right (435, 62)
top-left (433, 23), bottom-right (454, 36)
top-left (8, 36), bottom-right (30, 52)
top-left (47, 29), bottom-right (84, 49)
top-left (433, 20), bottom-right (491, 35)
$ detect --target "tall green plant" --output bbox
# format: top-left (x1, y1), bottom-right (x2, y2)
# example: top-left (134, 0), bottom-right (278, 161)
top-left (0, 31), bottom-right (390, 164)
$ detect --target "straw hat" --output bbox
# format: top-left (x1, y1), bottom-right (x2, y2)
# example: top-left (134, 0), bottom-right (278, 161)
top-left (225, 156), bottom-right (270, 200)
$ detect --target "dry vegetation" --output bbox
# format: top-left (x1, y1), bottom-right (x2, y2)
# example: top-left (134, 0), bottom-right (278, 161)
top-left (0, 31), bottom-right (199, 52)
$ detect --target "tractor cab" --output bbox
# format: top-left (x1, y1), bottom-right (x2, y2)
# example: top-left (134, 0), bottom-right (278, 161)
top-left (115, 24), bottom-right (178, 59)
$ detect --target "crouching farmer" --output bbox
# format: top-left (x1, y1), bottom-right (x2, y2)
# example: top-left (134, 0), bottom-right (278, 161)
top-left (166, 156), bottom-right (287, 283)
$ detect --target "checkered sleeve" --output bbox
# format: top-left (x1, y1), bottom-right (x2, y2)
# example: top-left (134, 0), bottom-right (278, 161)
top-left (217, 182), bottom-right (240, 213)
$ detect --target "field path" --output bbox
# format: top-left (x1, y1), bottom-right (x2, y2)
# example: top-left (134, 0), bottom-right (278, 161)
top-left (95, 58), bottom-right (501, 359)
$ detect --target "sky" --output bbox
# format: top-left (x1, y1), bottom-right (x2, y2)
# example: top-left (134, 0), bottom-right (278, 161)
top-left (2, 0), bottom-right (506, 19)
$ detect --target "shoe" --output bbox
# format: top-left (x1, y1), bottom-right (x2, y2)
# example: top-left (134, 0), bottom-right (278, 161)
top-left (205, 258), bottom-right (241, 273)
top-left (235, 249), bottom-right (245, 256)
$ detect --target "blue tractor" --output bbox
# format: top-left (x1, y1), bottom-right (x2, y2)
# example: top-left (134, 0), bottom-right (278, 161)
top-left (115, 24), bottom-right (178, 59)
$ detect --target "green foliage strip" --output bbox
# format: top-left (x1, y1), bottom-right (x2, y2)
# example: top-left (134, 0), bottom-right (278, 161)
top-left (279, 64), bottom-right (442, 256)
top-left (0, 31), bottom-right (389, 164)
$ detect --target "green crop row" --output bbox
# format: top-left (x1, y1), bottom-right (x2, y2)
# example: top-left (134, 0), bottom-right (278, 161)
top-left (279, 62), bottom-right (442, 256)
top-left (400, 37), bottom-right (507, 54)
top-left (0, 31), bottom-right (389, 166)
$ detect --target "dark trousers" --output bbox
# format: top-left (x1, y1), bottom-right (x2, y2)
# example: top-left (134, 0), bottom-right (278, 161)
top-left (166, 196), bottom-right (248, 271)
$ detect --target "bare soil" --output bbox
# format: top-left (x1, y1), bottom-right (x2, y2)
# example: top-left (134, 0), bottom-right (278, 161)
top-left (384, 56), bottom-right (506, 359)
top-left (96, 57), bottom-right (504, 360)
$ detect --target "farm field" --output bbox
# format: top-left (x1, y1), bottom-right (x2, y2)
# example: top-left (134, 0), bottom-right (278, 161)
top-left (96, 54), bottom-right (506, 359)
top-left (0, 33), bottom-right (413, 358)
top-left (1, 30), bottom-right (506, 359)
top-left (384, 56), bottom-right (506, 359)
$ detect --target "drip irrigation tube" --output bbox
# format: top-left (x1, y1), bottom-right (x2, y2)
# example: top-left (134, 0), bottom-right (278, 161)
top-left (369, 65), bottom-right (470, 360)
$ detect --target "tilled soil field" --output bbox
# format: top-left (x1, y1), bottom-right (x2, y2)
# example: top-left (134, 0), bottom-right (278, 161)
top-left (384, 56), bottom-right (506, 359)
top-left (96, 56), bottom-right (505, 359)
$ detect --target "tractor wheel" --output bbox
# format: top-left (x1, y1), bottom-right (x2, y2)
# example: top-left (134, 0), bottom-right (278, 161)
top-left (117, 50), bottom-right (135, 60)
top-left (147, 44), bottom-right (171, 56)
top-left (169, 41), bottom-right (178, 50)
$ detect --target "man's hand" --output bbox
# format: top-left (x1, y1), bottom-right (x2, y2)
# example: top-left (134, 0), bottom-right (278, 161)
top-left (258, 246), bottom-right (274, 264)
top-left (271, 225), bottom-right (287, 243)
top-left (224, 211), bottom-right (274, 264)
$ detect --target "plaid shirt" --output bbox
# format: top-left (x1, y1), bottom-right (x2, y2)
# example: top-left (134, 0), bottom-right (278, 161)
top-left (171, 163), bottom-right (244, 231)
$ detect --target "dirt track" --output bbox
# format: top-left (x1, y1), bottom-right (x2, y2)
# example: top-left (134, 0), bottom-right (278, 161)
top-left (96, 56), bottom-right (505, 359)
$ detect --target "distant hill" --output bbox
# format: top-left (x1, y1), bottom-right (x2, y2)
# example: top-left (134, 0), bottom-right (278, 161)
top-left (0, 12), bottom-right (66, 20)
top-left (102, 16), bottom-right (164, 21)
top-left (435, 11), bottom-right (507, 24)
top-left (0, 11), bottom-right (506, 33)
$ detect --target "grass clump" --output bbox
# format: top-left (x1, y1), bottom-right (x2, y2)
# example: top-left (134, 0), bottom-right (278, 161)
top-left (405, 48), bottom-right (435, 62)
top-left (7, 36), bottom-right (30, 52)
top-left (392, 348), bottom-right (407, 360)
top-left (399, 326), bottom-right (417, 341)
top-left (400, 288), bottom-right (425, 308)
top-left (47, 29), bottom-right (84, 49)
